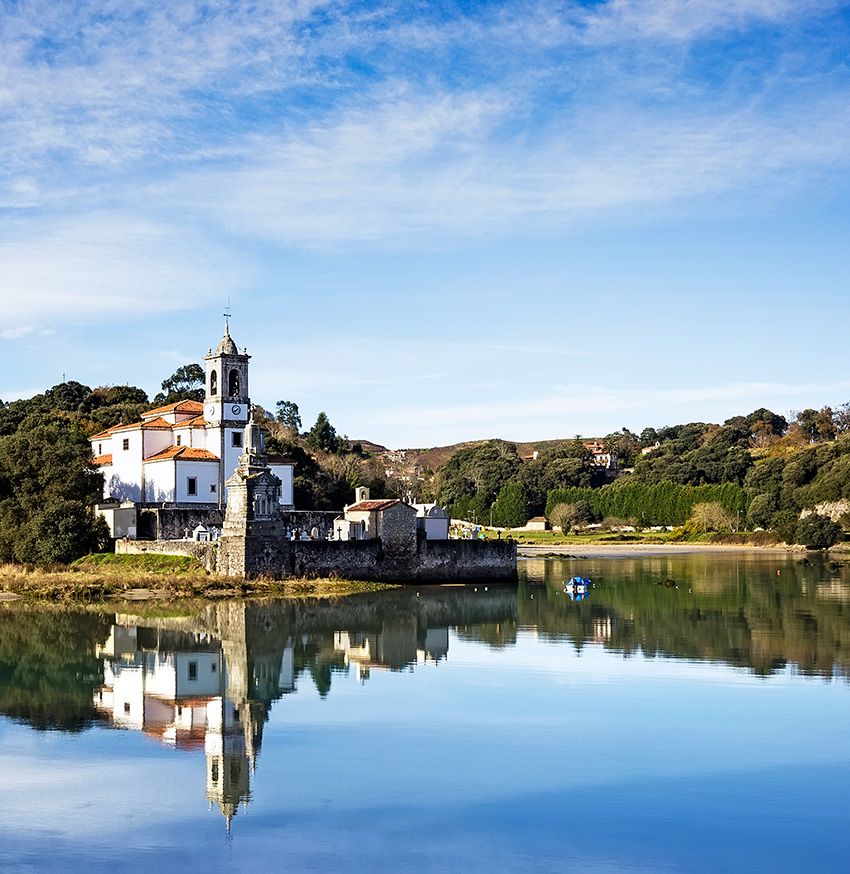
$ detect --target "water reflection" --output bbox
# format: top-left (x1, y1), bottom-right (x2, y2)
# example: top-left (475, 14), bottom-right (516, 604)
top-left (3, 556), bottom-right (850, 832)
top-left (81, 586), bottom-right (516, 827)
top-left (520, 554), bottom-right (850, 677)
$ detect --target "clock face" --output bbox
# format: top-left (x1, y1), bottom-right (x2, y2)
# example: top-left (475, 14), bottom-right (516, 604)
top-left (205, 403), bottom-right (216, 419)
top-left (231, 404), bottom-right (242, 417)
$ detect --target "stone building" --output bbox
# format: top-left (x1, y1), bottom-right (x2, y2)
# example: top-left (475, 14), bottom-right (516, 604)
top-left (334, 486), bottom-right (418, 547)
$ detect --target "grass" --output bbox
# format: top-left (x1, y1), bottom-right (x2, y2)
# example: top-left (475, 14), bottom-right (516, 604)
top-left (72, 553), bottom-right (201, 574)
top-left (482, 528), bottom-right (784, 547)
top-left (0, 554), bottom-right (396, 602)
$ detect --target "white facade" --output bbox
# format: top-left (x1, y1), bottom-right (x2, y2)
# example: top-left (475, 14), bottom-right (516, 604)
top-left (90, 325), bottom-right (295, 511)
top-left (412, 503), bottom-right (450, 540)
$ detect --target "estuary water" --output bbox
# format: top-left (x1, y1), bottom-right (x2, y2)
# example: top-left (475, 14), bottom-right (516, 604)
top-left (2, 554), bottom-right (850, 872)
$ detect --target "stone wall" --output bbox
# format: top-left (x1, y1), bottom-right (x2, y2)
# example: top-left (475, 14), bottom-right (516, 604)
top-left (119, 531), bottom-right (517, 583)
top-left (137, 506), bottom-right (337, 540)
top-left (219, 536), bottom-right (516, 582)
top-left (116, 538), bottom-right (217, 570)
top-left (138, 506), bottom-right (224, 540)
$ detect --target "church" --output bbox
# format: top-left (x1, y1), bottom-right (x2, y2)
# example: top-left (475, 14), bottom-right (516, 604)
top-left (90, 323), bottom-right (295, 510)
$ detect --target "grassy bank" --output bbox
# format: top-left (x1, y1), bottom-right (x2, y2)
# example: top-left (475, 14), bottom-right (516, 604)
top-left (0, 554), bottom-right (395, 602)
top-left (484, 528), bottom-right (784, 547)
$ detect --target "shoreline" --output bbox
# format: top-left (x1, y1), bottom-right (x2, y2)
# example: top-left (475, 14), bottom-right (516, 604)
top-left (517, 542), bottom-right (815, 558)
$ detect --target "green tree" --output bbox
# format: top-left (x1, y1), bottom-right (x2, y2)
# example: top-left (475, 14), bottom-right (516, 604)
top-left (0, 415), bottom-right (107, 565)
top-left (492, 482), bottom-right (529, 528)
top-left (307, 411), bottom-right (340, 453)
top-left (155, 364), bottom-right (205, 404)
top-left (770, 509), bottom-right (799, 544)
top-left (747, 493), bottom-right (776, 528)
top-left (794, 514), bottom-right (843, 550)
top-left (687, 502), bottom-right (735, 534)
top-left (276, 400), bottom-right (302, 433)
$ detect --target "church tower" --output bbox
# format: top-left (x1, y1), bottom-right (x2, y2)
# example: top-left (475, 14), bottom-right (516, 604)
top-left (204, 322), bottom-right (251, 505)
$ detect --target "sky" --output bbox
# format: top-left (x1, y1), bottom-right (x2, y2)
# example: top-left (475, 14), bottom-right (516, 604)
top-left (1, 0), bottom-right (850, 448)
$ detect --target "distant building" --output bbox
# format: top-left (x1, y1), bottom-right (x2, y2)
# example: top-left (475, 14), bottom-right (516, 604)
top-left (334, 487), bottom-right (418, 545)
top-left (524, 516), bottom-right (548, 531)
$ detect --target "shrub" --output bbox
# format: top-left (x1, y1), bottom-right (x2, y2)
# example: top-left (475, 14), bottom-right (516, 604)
top-left (794, 514), bottom-right (843, 550)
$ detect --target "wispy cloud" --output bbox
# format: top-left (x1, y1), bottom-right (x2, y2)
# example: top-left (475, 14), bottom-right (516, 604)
top-left (0, 215), bottom-right (248, 326)
top-left (353, 380), bottom-right (850, 445)
top-left (1, 0), bottom-right (848, 327)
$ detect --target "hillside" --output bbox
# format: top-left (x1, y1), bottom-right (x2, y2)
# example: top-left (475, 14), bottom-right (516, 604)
top-left (376, 437), bottom-right (602, 481)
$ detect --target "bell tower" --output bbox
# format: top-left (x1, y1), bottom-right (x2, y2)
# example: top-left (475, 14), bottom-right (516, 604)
top-left (204, 317), bottom-right (252, 505)
top-left (204, 320), bottom-right (251, 426)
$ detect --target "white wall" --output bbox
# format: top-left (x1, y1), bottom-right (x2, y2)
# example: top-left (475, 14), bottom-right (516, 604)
top-left (109, 663), bottom-right (145, 729)
top-left (174, 653), bottom-right (222, 698)
top-left (109, 428), bottom-right (144, 501)
top-left (97, 465), bottom-right (114, 500)
top-left (422, 516), bottom-right (450, 540)
top-left (175, 460), bottom-right (219, 503)
top-left (222, 428), bottom-right (243, 495)
top-left (144, 460), bottom-right (176, 502)
top-left (143, 428), bottom-right (173, 458)
top-left (269, 463), bottom-right (295, 506)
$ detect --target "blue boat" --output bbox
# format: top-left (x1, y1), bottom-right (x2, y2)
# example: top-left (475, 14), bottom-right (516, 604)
top-left (564, 576), bottom-right (591, 601)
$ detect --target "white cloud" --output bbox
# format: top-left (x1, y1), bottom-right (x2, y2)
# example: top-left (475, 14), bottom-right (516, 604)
top-left (154, 89), bottom-right (850, 247)
top-left (577, 0), bottom-right (839, 43)
top-left (343, 380), bottom-right (850, 445)
top-left (0, 215), bottom-right (248, 326)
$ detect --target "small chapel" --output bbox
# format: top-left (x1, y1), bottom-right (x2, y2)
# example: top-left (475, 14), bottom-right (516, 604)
top-left (90, 323), bottom-right (295, 515)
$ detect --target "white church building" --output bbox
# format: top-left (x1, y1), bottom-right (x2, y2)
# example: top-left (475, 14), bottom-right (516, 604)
top-left (90, 324), bottom-right (294, 510)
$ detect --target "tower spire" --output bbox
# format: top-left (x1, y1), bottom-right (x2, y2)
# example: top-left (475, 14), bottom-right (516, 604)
top-left (223, 298), bottom-right (232, 333)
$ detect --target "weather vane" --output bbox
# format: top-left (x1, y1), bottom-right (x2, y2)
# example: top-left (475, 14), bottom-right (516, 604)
top-left (223, 297), bottom-right (232, 330)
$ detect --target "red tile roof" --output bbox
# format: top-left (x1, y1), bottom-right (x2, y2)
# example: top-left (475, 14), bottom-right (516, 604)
top-left (110, 416), bottom-right (174, 433)
top-left (142, 399), bottom-right (204, 418)
top-left (347, 499), bottom-right (404, 512)
top-left (144, 446), bottom-right (219, 463)
top-left (173, 414), bottom-right (207, 428)
top-left (92, 454), bottom-right (113, 466)
top-left (90, 427), bottom-right (117, 440)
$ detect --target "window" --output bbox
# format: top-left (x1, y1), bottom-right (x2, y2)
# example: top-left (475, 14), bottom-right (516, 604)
top-left (187, 477), bottom-right (197, 496)
top-left (176, 435), bottom-right (182, 446)
top-left (211, 761), bottom-right (219, 784)
top-left (210, 484), bottom-right (217, 494)
top-left (124, 702), bottom-right (131, 715)
top-left (228, 368), bottom-right (240, 397)
top-left (122, 438), bottom-right (129, 451)
top-left (210, 369), bottom-right (217, 396)
top-left (211, 662), bottom-right (217, 673)
top-left (188, 660), bottom-right (198, 680)
top-left (231, 432), bottom-right (243, 448)
top-left (98, 443), bottom-right (102, 454)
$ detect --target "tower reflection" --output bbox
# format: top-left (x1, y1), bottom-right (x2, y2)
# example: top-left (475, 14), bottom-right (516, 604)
top-left (91, 586), bottom-right (518, 827)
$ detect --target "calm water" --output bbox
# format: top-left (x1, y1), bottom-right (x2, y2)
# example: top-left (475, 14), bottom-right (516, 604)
top-left (2, 555), bottom-right (850, 872)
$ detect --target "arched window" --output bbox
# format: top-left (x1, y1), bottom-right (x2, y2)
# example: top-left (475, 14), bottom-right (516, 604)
top-left (210, 369), bottom-right (217, 396)
top-left (228, 368), bottom-right (240, 397)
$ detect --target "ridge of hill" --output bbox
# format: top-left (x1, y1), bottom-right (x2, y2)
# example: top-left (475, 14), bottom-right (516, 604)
top-left (375, 437), bottom-right (599, 480)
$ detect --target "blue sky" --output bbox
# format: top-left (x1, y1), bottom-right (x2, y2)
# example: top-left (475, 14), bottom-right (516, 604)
top-left (2, 0), bottom-right (850, 447)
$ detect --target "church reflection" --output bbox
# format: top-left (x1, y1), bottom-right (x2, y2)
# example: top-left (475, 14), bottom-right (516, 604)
top-left (91, 586), bottom-right (518, 828)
